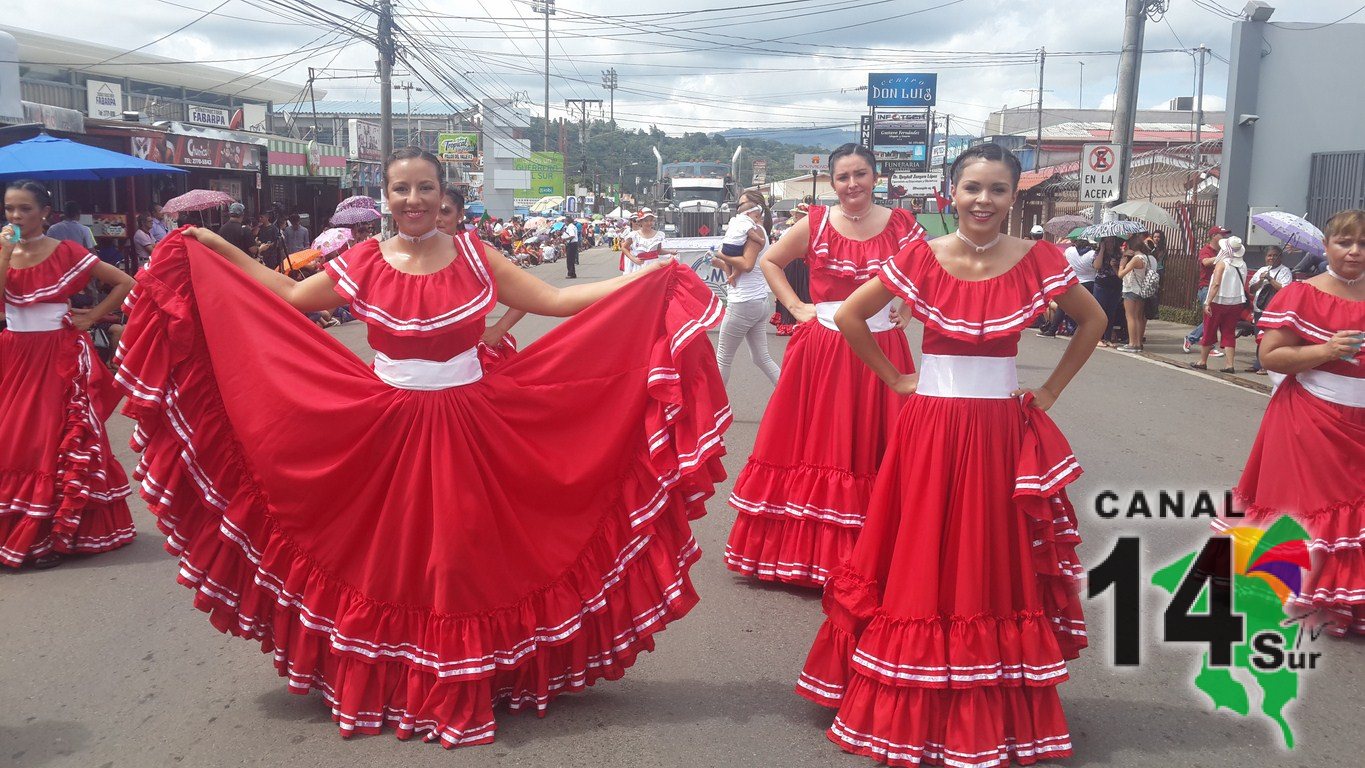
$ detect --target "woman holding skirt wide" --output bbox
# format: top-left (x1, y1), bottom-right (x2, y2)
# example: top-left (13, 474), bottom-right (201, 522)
top-left (798, 144), bottom-right (1105, 767)
top-left (114, 148), bottom-right (731, 748)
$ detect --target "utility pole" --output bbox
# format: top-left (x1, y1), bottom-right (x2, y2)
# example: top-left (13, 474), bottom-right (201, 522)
top-left (377, 0), bottom-right (395, 165)
top-left (564, 99), bottom-right (602, 145)
top-left (940, 113), bottom-right (951, 193)
top-left (1110, 0), bottom-right (1160, 207)
top-left (393, 82), bottom-right (420, 147)
top-left (1078, 61), bottom-right (1084, 109)
top-left (1034, 48), bottom-right (1046, 170)
top-left (1193, 43), bottom-right (1208, 169)
top-left (532, 0), bottom-right (556, 150)
top-left (601, 68), bottom-right (617, 128)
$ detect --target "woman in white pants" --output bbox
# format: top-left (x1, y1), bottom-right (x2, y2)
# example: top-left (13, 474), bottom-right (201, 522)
top-left (712, 191), bottom-right (781, 385)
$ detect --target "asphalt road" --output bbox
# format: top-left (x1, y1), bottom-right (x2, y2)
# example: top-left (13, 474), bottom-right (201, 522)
top-left (3, 247), bottom-right (1361, 768)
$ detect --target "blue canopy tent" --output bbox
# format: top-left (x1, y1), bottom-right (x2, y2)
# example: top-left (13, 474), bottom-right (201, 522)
top-left (0, 132), bottom-right (186, 181)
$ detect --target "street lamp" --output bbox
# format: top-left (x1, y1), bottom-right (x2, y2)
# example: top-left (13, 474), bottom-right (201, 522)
top-left (619, 161), bottom-right (645, 210)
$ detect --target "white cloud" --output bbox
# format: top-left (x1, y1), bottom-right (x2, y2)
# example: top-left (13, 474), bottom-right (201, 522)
top-left (7, 0), bottom-right (1355, 136)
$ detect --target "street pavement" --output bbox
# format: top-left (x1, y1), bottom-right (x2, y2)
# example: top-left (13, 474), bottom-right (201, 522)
top-left (3, 246), bottom-right (1361, 768)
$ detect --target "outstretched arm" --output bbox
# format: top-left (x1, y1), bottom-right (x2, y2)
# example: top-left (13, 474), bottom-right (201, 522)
top-left (487, 242), bottom-right (659, 317)
top-left (184, 227), bottom-right (344, 312)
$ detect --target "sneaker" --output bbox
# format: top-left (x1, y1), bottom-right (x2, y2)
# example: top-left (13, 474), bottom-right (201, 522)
top-left (1036, 330), bottom-right (1056, 338)
top-left (1210, 348), bottom-right (1225, 358)
top-left (1182, 338), bottom-right (1193, 353)
top-left (1117, 344), bottom-right (1143, 353)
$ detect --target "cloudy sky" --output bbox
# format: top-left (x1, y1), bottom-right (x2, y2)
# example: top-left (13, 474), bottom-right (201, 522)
top-left (16, 0), bottom-right (1362, 136)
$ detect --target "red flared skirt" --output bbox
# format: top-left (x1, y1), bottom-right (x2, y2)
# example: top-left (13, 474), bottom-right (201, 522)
top-left (725, 321), bottom-right (912, 588)
top-left (0, 326), bottom-right (133, 566)
top-left (1224, 378), bottom-right (1365, 636)
top-left (114, 240), bottom-right (731, 747)
top-left (798, 394), bottom-right (1086, 768)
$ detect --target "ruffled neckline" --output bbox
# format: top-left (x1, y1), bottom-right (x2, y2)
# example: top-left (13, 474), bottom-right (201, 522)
top-left (879, 238), bottom-right (1077, 342)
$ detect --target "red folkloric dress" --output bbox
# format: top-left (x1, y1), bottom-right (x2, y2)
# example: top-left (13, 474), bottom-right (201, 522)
top-left (798, 239), bottom-right (1088, 768)
top-left (114, 229), bottom-right (731, 747)
top-left (1221, 281), bottom-right (1365, 636)
top-left (725, 205), bottom-right (923, 587)
top-left (1, 240), bottom-right (133, 566)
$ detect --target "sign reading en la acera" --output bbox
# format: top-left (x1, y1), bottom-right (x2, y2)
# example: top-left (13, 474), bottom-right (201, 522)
top-left (1079, 143), bottom-right (1122, 202)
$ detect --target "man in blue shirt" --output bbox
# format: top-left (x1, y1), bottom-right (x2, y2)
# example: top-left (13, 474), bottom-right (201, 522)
top-left (150, 203), bottom-right (170, 243)
top-left (46, 202), bottom-right (96, 251)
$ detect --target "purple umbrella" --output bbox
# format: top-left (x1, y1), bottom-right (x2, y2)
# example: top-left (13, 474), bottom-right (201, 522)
top-left (1251, 211), bottom-right (1325, 257)
top-left (330, 195), bottom-right (381, 226)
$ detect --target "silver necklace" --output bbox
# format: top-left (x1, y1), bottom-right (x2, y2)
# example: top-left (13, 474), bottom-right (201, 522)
top-left (954, 229), bottom-right (1003, 254)
top-left (838, 204), bottom-right (873, 222)
top-left (1327, 266), bottom-right (1363, 286)
top-left (395, 228), bottom-right (440, 244)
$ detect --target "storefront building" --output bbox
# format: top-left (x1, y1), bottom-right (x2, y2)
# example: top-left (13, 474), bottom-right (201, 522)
top-left (267, 136), bottom-right (346, 230)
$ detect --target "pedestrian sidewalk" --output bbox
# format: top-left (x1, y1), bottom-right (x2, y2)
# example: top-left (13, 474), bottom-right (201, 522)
top-left (1128, 319), bottom-right (1270, 393)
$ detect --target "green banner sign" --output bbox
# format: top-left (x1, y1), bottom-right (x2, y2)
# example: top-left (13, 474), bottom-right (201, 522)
top-left (515, 151), bottom-right (565, 203)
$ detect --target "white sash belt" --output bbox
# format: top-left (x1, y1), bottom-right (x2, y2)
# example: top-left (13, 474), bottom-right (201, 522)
top-left (917, 354), bottom-right (1019, 399)
top-left (3, 302), bottom-right (67, 332)
top-left (373, 347), bottom-right (483, 391)
top-left (1279, 369), bottom-right (1365, 408)
top-left (816, 300), bottom-right (896, 333)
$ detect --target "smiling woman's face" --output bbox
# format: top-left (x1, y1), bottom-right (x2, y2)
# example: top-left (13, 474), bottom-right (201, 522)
top-left (385, 157), bottom-right (442, 234)
top-left (952, 158), bottom-right (1016, 233)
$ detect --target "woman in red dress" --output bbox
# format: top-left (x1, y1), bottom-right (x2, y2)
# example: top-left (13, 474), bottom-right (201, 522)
top-left (797, 144), bottom-right (1106, 767)
top-left (725, 144), bottom-right (923, 588)
top-left (1222, 209), bottom-right (1365, 637)
top-left (0, 180), bottom-right (136, 568)
top-left (114, 148), bottom-right (731, 747)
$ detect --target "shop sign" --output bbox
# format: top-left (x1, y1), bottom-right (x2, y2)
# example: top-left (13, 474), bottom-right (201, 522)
top-left (867, 73), bottom-right (937, 107)
top-left (890, 172), bottom-right (943, 197)
top-left (794, 153), bottom-right (827, 171)
top-left (22, 102), bottom-right (85, 133)
top-left (86, 80), bottom-right (123, 120)
top-left (348, 119), bottom-right (382, 161)
top-left (188, 104), bottom-right (231, 128)
top-left (438, 132), bottom-right (478, 163)
top-left (751, 159), bottom-right (767, 185)
top-left (135, 134), bottom-right (261, 171)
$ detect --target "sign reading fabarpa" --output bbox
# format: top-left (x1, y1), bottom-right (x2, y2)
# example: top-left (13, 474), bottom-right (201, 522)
top-left (1079, 143), bottom-right (1121, 202)
top-left (794, 153), bottom-right (827, 171)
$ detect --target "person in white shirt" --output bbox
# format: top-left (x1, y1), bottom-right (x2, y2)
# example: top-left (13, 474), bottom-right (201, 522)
top-left (709, 191), bottom-right (780, 386)
top-left (1038, 235), bottom-right (1096, 337)
top-left (1248, 245), bottom-right (1294, 374)
top-left (560, 216), bottom-right (580, 278)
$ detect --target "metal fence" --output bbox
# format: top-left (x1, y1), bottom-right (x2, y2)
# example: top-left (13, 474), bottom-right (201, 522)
top-left (1308, 151), bottom-right (1365, 226)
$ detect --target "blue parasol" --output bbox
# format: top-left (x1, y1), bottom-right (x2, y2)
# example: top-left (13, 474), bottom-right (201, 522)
top-left (0, 132), bottom-right (186, 181)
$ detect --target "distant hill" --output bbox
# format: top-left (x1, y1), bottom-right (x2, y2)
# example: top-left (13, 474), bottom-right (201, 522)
top-left (721, 127), bottom-right (859, 150)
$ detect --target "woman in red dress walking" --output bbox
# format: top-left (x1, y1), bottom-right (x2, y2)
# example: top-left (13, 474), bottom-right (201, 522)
top-left (798, 144), bottom-right (1106, 767)
top-left (114, 148), bottom-right (731, 747)
top-left (1221, 209), bottom-right (1365, 636)
top-left (725, 144), bottom-right (923, 588)
top-left (0, 180), bottom-right (136, 568)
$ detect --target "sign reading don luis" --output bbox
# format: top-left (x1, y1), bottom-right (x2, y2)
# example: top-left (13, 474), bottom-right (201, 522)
top-left (188, 104), bottom-right (231, 128)
top-left (867, 73), bottom-right (937, 108)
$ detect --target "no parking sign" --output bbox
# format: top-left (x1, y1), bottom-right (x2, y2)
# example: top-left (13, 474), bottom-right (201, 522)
top-left (1079, 143), bottom-right (1121, 202)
